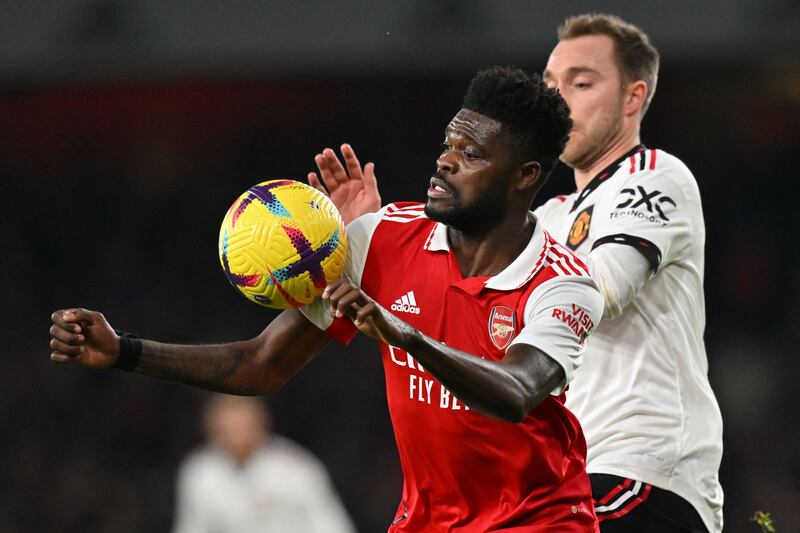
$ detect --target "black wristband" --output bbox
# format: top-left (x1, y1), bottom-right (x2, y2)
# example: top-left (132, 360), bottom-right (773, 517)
top-left (112, 330), bottom-right (143, 371)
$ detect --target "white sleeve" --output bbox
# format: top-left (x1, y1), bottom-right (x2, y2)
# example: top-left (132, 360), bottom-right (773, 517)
top-left (591, 155), bottom-right (701, 272)
top-left (300, 205), bottom-right (388, 331)
top-left (509, 276), bottom-right (604, 395)
top-left (588, 244), bottom-right (652, 319)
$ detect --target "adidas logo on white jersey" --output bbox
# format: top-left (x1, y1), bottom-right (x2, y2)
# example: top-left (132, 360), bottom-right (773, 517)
top-left (391, 291), bottom-right (421, 315)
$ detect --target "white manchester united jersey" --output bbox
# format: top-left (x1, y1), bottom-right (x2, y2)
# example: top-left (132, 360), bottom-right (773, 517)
top-left (535, 146), bottom-right (724, 532)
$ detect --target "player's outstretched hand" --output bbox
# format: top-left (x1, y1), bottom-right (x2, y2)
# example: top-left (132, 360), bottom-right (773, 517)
top-left (50, 308), bottom-right (120, 369)
top-left (308, 143), bottom-right (381, 225)
top-left (323, 278), bottom-right (412, 347)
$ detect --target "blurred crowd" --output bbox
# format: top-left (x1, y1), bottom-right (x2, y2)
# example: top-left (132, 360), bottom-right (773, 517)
top-left (2, 63), bottom-right (799, 532)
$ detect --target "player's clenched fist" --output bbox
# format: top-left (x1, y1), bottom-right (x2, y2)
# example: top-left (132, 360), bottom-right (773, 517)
top-left (50, 308), bottom-right (119, 368)
top-left (322, 278), bottom-right (413, 347)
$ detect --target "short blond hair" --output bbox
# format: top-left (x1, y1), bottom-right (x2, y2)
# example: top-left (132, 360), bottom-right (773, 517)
top-left (559, 13), bottom-right (660, 116)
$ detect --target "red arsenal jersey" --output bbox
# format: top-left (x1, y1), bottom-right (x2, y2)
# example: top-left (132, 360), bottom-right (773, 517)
top-left (302, 203), bottom-right (604, 532)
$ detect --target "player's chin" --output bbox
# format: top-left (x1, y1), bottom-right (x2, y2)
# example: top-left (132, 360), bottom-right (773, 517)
top-left (423, 200), bottom-right (454, 221)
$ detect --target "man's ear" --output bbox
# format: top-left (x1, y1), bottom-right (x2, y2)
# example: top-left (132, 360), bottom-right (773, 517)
top-left (625, 80), bottom-right (647, 117)
top-left (517, 160), bottom-right (542, 191)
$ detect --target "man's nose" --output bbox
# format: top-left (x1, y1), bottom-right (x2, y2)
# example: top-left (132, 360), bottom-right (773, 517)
top-left (436, 151), bottom-right (458, 174)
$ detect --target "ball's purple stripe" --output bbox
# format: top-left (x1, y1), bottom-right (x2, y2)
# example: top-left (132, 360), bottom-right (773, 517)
top-left (272, 228), bottom-right (341, 288)
top-left (249, 181), bottom-right (294, 218)
top-left (231, 180), bottom-right (294, 227)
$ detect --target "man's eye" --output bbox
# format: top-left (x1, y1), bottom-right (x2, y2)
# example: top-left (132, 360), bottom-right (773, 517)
top-left (464, 151), bottom-right (481, 160)
top-left (574, 82), bottom-right (591, 89)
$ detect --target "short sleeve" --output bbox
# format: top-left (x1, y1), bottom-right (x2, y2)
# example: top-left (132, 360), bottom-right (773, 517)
top-left (592, 152), bottom-right (701, 272)
top-left (509, 276), bottom-right (604, 395)
top-left (300, 205), bottom-right (391, 344)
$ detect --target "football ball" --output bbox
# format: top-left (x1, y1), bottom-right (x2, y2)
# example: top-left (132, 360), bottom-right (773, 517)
top-left (218, 180), bottom-right (348, 309)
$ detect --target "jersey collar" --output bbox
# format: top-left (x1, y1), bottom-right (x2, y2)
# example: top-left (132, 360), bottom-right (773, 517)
top-left (570, 144), bottom-right (645, 213)
top-left (423, 215), bottom-right (547, 292)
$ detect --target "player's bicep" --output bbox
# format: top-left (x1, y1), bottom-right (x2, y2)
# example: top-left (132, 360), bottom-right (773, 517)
top-left (251, 309), bottom-right (333, 386)
top-left (588, 243), bottom-right (652, 319)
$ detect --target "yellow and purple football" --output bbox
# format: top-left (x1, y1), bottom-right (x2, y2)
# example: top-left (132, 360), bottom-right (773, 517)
top-left (218, 180), bottom-right (348, 308)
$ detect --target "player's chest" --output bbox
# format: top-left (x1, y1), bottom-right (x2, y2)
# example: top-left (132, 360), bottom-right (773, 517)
top-left (362, 252), bottom-right (526, 359)
top-left (540, 197), bottom-right (608, 257)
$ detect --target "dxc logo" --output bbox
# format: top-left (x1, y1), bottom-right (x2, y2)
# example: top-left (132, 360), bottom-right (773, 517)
top-left (615, 186), bottom-right (676, 222)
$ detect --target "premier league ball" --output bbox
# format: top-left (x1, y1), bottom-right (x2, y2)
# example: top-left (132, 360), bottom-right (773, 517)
top-left (218, 180), bottom-right (348, 308)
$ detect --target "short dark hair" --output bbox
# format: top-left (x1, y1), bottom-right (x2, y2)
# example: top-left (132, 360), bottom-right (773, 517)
top-left (462, 66), bottom-right (572, 181)
top-left (559, 13), bottom-right (660, 116)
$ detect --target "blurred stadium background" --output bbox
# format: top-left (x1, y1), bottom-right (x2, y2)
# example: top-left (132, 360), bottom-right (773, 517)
top-left (2, 1), bottom-right (799, 531)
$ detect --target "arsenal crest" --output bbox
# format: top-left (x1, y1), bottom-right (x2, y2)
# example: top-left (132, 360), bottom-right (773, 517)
top-left (567, 205), bottom-right (593, 250)
top-left (488, 306), bottom-right (516, 350)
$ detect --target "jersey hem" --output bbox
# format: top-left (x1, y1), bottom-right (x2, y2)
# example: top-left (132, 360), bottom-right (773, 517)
top-left (587, 464), bottom-right (721, 533)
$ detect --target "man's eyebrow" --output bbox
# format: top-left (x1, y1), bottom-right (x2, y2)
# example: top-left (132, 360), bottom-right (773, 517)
top-left (565, 66), bottom-right (601, 76)
top-left (544, 66), bottom-right (601, 80)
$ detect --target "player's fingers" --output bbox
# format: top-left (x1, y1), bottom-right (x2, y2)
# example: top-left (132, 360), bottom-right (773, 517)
top-left (62, 308), bottom-right (94, 326)
top-left (353, 301), bottom-right (377, 326)
top-left (314, 153), bottom-right (328, 173)
top-left (315, 152), bottom-right (339, 190)
top-left (327, 281), bottom-right (357, 307)
top-left (50, 324), bottom-right (85, 346)
top-left (341, 144), bottom-right (363, 180)
top-left (322, 277), bottom-right (349, 299)
top-left (322, 148), bottom-right (349, 185)
top-left (307, 172), bottom-right (329, 195)
top-left (333, 290), bottom-right (364, 319)
top-left (363, 162), bottom-right (381, 204)
top-left (51, 310), bottom-right (82, 334)
top-left (326, 281), bottom-right (360, 316)
top-left (50, 337), bottom-right (84, 356)
top-left (51, 352), bottom-right (76, 364)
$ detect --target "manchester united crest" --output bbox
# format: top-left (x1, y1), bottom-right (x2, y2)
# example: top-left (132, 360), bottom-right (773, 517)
top-left (567, 205), bottom-right (593, 250)
top-left (488, 306), bottom-right (516, 350)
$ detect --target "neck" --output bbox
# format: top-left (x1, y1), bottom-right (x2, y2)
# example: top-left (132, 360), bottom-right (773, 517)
top-left (447, 212), bottom-right (534, 278)
top-left (574, 126), bottom-right (641, 192)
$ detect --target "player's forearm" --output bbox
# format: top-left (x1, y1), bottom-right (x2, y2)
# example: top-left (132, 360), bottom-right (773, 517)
top-left (132, 309), bottom-right (329, 394)
top-left (401, 330), bottom-right (560, 423)
top-left (133, 338), bottom-right (274, 395)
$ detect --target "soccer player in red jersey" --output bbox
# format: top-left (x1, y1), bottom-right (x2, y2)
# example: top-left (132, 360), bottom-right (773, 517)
top-left (49, 66), bottom-right (604, 531)
top-left (316, 15), bottom-right (723, 533)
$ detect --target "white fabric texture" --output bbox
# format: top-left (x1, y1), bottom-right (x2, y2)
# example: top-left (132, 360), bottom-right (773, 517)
top-left (534, 148), bottom-right (724, 532)
top-left (588, 244), bottom-right (651, 319)
top-left (173, 436), bottom-right (356, 533)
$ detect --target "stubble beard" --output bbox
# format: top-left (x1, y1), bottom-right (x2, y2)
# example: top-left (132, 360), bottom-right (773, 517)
top-left (560, 103), bottom-right (625, 172)
top-left (425, 187), bottom-right (508, 233)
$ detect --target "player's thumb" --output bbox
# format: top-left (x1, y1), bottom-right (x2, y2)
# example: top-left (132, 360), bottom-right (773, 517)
top-left (62, 307), bottom-right (96, 325)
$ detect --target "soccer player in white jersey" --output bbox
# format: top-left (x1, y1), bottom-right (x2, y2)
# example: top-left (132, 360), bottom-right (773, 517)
top-left (312, 14), bottom-right (723, 533)
top-left (50, 67), bottom-right (606, 531)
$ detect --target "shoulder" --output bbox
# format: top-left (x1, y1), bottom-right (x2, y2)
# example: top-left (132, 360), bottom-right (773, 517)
top-left (535, 230), bottom-right (592, 283)
top-left (177, 448), bottom-right (229, 485)
top-left (620, 148), bottom-right (698, 190)
top-left (348, 201), bottom-right (434, 248)
top-left (533, 193), bottom-right (573, 218)
top-left (348, 202), bottom-right (428, 233)
top-left (525, 231), bottom-right (601, 308)
top-left (264, 436), bottom-right (331, 480)
top-left (605, 148), bottom-right (702, 215)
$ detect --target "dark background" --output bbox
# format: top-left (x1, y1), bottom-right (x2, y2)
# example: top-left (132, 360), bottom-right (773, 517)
top-left (2, 1), bottom-right (799, 532)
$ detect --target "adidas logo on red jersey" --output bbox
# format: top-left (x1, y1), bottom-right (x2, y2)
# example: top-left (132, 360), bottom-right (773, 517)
top-left (391, 291), bottom-right (420, 314)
